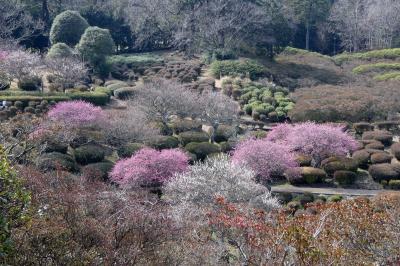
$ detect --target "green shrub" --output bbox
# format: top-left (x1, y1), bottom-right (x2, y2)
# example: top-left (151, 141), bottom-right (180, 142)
top-left (388, 179), bottom-right (400, 190)
top-left (106, 53), bottom-right (163, 68)
top-left (185, 142), bottom-right (220, 161)
top-left (114, 87), bottom-right (136, 100)
top-left (77, 26), bottom-right (115, 75)
top-left (178, 131), bottom-right (210, 146)
top-left (117, 143), bottom-right (145, 158)
top-left (334, 171), bottom-right (357, 185)
top-left (17, 76), bottom-right (41, 91)
top-left (47, 43), bottom-right (74, 58)
top-left (293, 193), bottom-right (314, 206)
top-left (368, 163), bottom-right (399, 181)
top-left (94, 87), bottom-right (114, 96)
top-left (82, 162), bottom-right (114, 182)
top-left (149, 136), bottom-right (180, 150)
top-left (43, 140), bottom-right (68, 154)
top-left (106, 82), bottom-right (128, 91)
top-left (50, 10), bottom-right (89, 46)
top-left (36, 152), bottom-right (78, 172)
top-left (210, 60), bottom-right (266, 79)
top-left (352, 63), bottom-right (400, 74)
top-left (68, 92), bottom-right (110, 106)
top-left (74, 144), bottom-right (106, 165)
top-left (327, 195), bottom-right (343, 202)
top-left (214, 125), bottom-right (237, 143)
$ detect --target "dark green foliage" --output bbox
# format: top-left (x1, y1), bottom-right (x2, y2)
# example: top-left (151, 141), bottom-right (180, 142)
top-left (327, 195), bottom-right (343, 202)
top-left (74, 145), bottom-right (106, 165)
top-left (77, 26), bottom-right (115, 76)
top-left (170, 119), bottom-right (202, 134)
top-left (293, 193), bottom-right (314, 206)
top-left (184, 142), bottom-right (220, 161)
top-left (370, 152), bottom-right (393, 164)
top-left (214, 125), bottom-right (236, 143)
top-left (149, 136), bottom-right (180, 150)
top-left (47, 43), bottom-right (74, 58)
top-left (17, 77), bottom-right (41, 91)
top-left (36, 152), bottom-right (78, 172)
top-left (368, 163), bottom-right (399, 181)
top-left (178, 131), bottom-right (210, 146)
top-left (82, 162), bottom-right (114, 182)
top-left (43, 141), bottom-right (68, 154)
top-left (114, 88), bottom-right (136, 100)
top-left (210, 60), bottom-right (266, 80)
top-left (0, 147), bottom-right (30, 260)
top-left (334, 171), bottom-right (357, 185)
top-left (321, 157), bottom-right (359, 176)
top-left (117, 143), bottom-right (145, 158)
top-left (50, 10), bottom-right (89, 46)
top-left (352, 150), bottom-right (371, 168)
top-left (388, 180), bottom-right (400, 190)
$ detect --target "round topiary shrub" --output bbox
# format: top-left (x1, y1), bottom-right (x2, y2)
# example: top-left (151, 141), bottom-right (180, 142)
top-left (24, 107), bottom-right (35, 114)
top-left (321, 157), bottom-right (359, 176)
top-left (362, 130), bottom-right (393, 146)
top-left (286, 167), bottom-right (327, 185)
top-left (117, 143), bottom-right (145, 158)
top-left (18, 76), bottom-right (41, 91)
top-left (334, 170), bottom-right (357, 185)
top-left (388, 179), bottom-right (400, 190)
top-left (178, 131), bottom-right (210, 146)
top-left (391, 143), bottom-right (400, 160)
top-left (296, 154), bottom-right (312, 167)
top-left (370, 152), bottom-right (393, 164)
top-left (368, 163), bottom-right (399, 181)
top-left (77, 26), bottom-right (115, 74)
top-left (47, 43), bottom-right (74, 58)
top-left (36, 152), bottom-right (78, 172)
top-left (74, 144), bottom-right (106, 165)
top-left (82, 162), bottom-right (114, 182)
top-left (149, 136), bottom-right (180, 150)
top-left (14, 101), bottom-right (24, 110)
top-left (50, 10), bottom-right (89, 46)
top-left (365, 141), bottom-right (384, 150)
top-left (327, 195), bottom-right (343, 202)
top-left (352, 149), bottom-right (371, 168)
top-left (185, 142), bottom-right (220, 161)
top-left (353, 122), bottom-right (373, 134)
top-left (214, 125), bottom-right (236, 143)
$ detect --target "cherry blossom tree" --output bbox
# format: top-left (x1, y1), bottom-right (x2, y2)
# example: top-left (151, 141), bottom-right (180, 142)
top-left (110, 148), bottom-right (190, 187)
top-left (231, 138), bottom-right (298, 182)
top-left (267, 122), bottom-right (359, 166)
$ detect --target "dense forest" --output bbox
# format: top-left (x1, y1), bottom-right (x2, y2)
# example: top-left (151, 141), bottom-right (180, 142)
top-left (2, 0), bottom-right (400, 55)
top-left (1, 0), bottom-right (400, 265)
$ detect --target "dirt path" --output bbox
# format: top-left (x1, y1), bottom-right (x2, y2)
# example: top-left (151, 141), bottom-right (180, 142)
top-left (271, 184), bottom-right (394, 197)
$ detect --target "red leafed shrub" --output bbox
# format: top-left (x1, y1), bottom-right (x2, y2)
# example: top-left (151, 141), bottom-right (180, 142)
top-left (231, 138), bottom-right (298, 181)
top-left (208, 193), bottom-right (400, 265)
top-left (267, 122), bottom-right (359, 166)
top-left (110, 148), bottom-right (190, 187)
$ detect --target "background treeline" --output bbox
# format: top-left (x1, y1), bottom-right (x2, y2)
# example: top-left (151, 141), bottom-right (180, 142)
top-left (1, 0), bottom-right (400, 56)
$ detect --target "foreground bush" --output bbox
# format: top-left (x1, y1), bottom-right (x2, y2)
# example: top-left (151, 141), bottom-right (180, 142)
top-left (47, 43), bottom-right (74, 59)
top-left (110, 148), bottom-right (189, 187)
top-left (50, 10), bottom-right (89, 46)
top-left (232, 138), bottom-right (298, 181)
top-left (0, 147), bottom-right (30, 261)
top-left (267, 122), bottom-right (359, 166)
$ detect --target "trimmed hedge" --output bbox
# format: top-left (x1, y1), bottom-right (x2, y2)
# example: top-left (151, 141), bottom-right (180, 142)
top-left (117, 143), bottom-right (145, 158)
top-left (178, 131), bottom-right (210, 146)
top-left (36, 152), bottom-right (78, 172)
top-left (82, 162), bottom-right (114, 182)
top-left (69, 92), bottom-right (110, 106)
top-left (149, 136), bottom-right (180, 150)
top-left (210, 60), bottom-right (266, 80)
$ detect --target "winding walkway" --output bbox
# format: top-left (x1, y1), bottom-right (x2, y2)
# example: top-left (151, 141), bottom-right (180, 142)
top-left (271, 184), bottom-right (395, 197)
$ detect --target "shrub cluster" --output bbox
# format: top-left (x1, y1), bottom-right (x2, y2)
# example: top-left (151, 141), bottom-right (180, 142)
top-left (334, 48), bottom-right (400, 64)
top-left (49, 10), bottom-right (89, 46)
top-left (222, 79), bottom-right (294, 122)
top-left (352, 63), bottom-right (400, 74)
top-left (210, 60), bottom-right (266, 80)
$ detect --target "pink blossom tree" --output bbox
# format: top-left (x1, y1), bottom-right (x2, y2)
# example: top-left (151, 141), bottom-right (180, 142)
top-left (110, 148), bottom-right (190, 187)
top-left (231, 138), bottom-right (298, 182)
top-left (47, 101), bottom-right (106, 129)
top-left (267, 122), bottom-right (359, 166)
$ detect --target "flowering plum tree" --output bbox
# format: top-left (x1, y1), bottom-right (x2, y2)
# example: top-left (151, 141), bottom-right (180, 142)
top-left (231, 138), bottom-right (298, 181)
top-left (110, 148), bottom-right (189, 187)
top-left (47, 101), bottom-right (106, 129)
top-left (267, 122), bottom-right (359, 166)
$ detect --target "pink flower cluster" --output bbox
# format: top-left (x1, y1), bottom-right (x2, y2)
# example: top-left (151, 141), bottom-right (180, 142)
top-left (48, 101), bottom-right (106, 128)
top-left (232, 138), bottom-right (298, 181)
top-left (267, 122), bottom-right (359, 165)
top-left (111, 148), bottom-right (190, 187)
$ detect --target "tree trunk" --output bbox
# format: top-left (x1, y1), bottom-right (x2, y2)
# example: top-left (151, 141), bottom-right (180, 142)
top-left (305, 21), bottom-right (310, 50)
